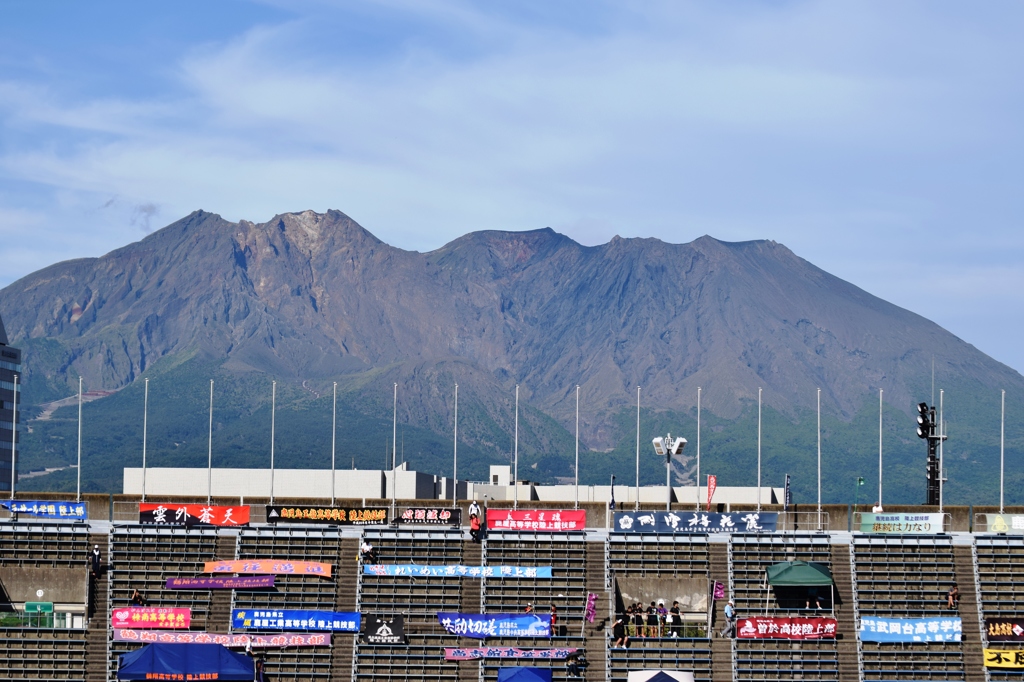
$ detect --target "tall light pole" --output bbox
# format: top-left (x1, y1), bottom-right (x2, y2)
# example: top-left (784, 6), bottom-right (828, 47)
top-left (816, 388), bottom-right (822, 530)
top-left (331, 382), bottom-right (337, 506)
top-left (999, 387), bottom-right (1007, 509)
top-left (635, 386), bottom-right (641, 511)
top-left (574, 385), bottom-right (580, 510)
top-left (453, 383), bottom-right (458, 508)
top-left (696, 387), bottom-right (701, 511)
top-left (938, 389), bottom-right (944, 513)
top-left (9, 374), bottom-right (16, 500)
top-left (654, 434), bottom-right (686, 511)
top-left (391, 383), bottom-right (397, 520)
top-left (757, 388), bottom-right (762, 512)
top-left (270, 381), bottom-right (276, 505)
top-left (76, 377), bottom-right (82, 503)
top-left (207, 380), bottom-right (214, 504)
top-left (513, 385), bottom-right (519, 510)
top-left (141, 378), bottom-right (148, 502)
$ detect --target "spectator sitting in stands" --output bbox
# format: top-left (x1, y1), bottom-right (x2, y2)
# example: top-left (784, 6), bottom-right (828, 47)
top-left (130, 589), bottom-right (147, 607)
top-left (565, 651), bottom-right (588, 677)
top-left (359, 541), bottom-right (378, 564)
top-left (469, 514), bottom-right (481, 543)
top-left (806, 587), bottom-right (822, 610)
top-left (612, 613), bottom-right (629, 648)
top-left (947, 584), bottom-right (959, 610)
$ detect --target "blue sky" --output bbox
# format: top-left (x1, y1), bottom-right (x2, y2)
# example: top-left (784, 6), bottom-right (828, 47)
top-left (1, 1), bottom-right (1022, 374)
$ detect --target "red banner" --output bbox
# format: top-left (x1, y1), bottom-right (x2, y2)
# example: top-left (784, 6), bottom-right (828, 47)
top-left (486, 509), bottom-right (586, 531)
top-left (737, 616), bottom-right (836, 640)
top-left (203, 559), bottom-right (332, 578)
top-left (707, 475), bottom-right (717, 508)
top-left (111, 607), bottom-right (191, 630)
top-left (113, 628), bottom-right (331, 647)
top-left (139, 503), bottom-right (249, 527)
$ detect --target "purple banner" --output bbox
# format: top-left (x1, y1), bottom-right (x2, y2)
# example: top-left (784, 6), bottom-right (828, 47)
top-left (165, 576), bottom-right (276, 590)
top-left (445, 647), bottom-right (577, 660)
top-left (113, 628), bottom-right (331, 648)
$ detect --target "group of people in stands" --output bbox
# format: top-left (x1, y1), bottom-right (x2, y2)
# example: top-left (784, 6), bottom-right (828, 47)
top-left (611, 600), bottom-right (684, 647)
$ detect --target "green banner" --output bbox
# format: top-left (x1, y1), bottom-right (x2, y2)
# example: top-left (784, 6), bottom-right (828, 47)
top-left (859, 513), bottom-right (944, 534)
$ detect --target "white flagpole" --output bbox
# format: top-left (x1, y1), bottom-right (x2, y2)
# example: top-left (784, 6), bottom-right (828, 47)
top-left (1001, 389), bottom-right (1006, 514)
top-left (77, 377), bottom-right (82, 502)
top-left (9, 373), bottom-right (17, 499)
top-left (757, 387), bottom-right (762, 511)
top-left (453, 383), bottom-right (458, 508)
top-left (207, 380), bottom-right (214, 504)
top-left (574, 385), bottom-right (580, 510)
top-left (270, 381), bottom-right (277, 505)
top-left (635, 386), bottom-right (641, 511)
top-left (697, 386), bottom-right (701, 511)
top-left (331, 382), bottom-right (337, 506)
top-left (142, 378), bottom-right (148, 502)
top-left (878, 389), bottom-right (883, 507)
top-left (513, 385), bottom-right (519, 510)
top-left (817, 388), bottom-right (821, 525)
top-left (392, 383), bottom-right (397, 519)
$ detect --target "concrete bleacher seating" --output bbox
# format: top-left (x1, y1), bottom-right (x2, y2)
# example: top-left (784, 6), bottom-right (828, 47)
top-left (608, 532), bottom-right (710, 578)
top-left (354, 633), bottom-right (460, 682)
top-left (853, 535), bottom-right (965, 682)
top-left (608, 637), bottom-right (713, 682)
top-left (973, 535), bottom-right (1024, 679)
top-left (0, 522), bottom-right (90, 682)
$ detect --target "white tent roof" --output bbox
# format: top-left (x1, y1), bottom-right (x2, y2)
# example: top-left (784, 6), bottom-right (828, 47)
top-left (627, 672), bottom-right (695, 682)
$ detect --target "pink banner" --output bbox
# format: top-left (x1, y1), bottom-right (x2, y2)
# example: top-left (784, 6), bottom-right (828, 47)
top-left (112, 628), bottom-right (331, 648)
top-left (203, 559), bottom-right (332, 578)
top-left (736, 616), bottom-right (837, 640)
top-left (445, 647), bottom-right (577, 660)
top-left (111, 607), bottom-right (191, 630)
top-left (707, 475), bottom-right (717, 508)
top-left (486, 509), bottom-right (586, 531)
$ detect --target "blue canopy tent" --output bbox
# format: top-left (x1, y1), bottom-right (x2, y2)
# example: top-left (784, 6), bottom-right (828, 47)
top-left (496, 668), bottom-right (553, 682)
top-left (117, 643), bottom-right (254, 680)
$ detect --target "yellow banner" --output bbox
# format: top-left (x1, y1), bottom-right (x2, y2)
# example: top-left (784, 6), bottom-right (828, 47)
top-left (984, 649), bottom-right (1024, 668)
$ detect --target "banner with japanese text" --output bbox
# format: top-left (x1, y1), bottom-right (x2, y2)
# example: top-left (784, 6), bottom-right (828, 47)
top-left (111, 607), bottom-right (190, 630)
top-left (445, 647), bottom-right (577, 660)
top-left (364, 564), bottom-right (552, 579)
top-left (363, 615), bottom-right (406, 645)
top-left (980, 514), bottom-right (1024, 534)
top-left (858, 513), bottom-right (944, 534)
top-left (487, 509), bottom-right (586, 531)
top-left (232, 609), bottom-right (360, 632)
top-left (438, 612), bottom-right (552, 638)
top-left (985, 649), bottom-right (1024, 668)
top-left (203, 559), bottom-right (332, 578)
top-left (399, 507), bottom-right (462, 525)
top-left (859, 616), bottom-right (961, 642)
top-left (266, 505), bottom-right (387, 525)
top-left (165, 576), bottom-right (275, 590)
top-left (0, 500), bottom-right (87, 520)
top-left (736, 616), bottom-right (836, 640)
top-left (986, 619), bottom-right (1024, 641)
top-left (113, 628), bottom-right (332, 648)
top-left (139, 503), bottom-right (249, 527)
top-left (613, 511), bottom-right (778, 534)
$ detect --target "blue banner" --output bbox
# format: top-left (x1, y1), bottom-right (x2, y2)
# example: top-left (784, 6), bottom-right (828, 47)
top-left (364, 565), bottom-right (553, 578)
top-left (232, 609), bottom-right (360, 632)
top-left (613, 510), bottom-right (778, 533)
top-left (1, 500), bottom-right (87, 520)
top-left (859, 617), bottom-right (962, 643)
top-left (438, 612), bottom-right (552, 638)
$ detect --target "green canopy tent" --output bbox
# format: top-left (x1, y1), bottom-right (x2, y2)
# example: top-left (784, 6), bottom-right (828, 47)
top-left (763, 561), bottom-right (834, 615)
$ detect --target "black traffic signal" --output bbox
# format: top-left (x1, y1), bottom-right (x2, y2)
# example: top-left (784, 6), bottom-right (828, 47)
top-left (916, 402), bottom-right (933, 439)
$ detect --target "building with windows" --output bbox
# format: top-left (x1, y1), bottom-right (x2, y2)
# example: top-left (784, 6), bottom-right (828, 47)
top-left (0, 312), bottom-right (21, 493)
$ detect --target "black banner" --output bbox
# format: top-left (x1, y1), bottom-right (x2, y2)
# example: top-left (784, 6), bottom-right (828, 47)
top-left (266, 506), bottom-right (388, 525)
top-left (399, 507), bottom-right (462, 525)
top-left (987, 618), bottom-right (1024, 641)
top-left (363, 614), bottom-right (406, 645)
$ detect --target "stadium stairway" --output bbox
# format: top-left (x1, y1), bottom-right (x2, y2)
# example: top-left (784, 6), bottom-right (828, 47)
top-left (953, 543), bottom-right (985, 682)
top-left (458, 538), bottom-right (483, 682)
top-left (332, 537), bottom-right (360, 682)
top-left (708, 538), bottom-right (733, 682)
top-left (205, 531), bottom-right (238, 632)
top-left (829, 540), bottom-right (861, 682)
top-left (85, 532), bottom-right (109, 682)
top-left (584, 538), bottom-right (609, 682)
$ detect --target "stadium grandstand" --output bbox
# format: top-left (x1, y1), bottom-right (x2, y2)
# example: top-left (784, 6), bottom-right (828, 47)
top-left (0, 493), bottom-right (1016, 681)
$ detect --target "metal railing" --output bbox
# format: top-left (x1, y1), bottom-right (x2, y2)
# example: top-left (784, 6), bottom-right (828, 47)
top-left (776, 511), bottom-right (831, 532)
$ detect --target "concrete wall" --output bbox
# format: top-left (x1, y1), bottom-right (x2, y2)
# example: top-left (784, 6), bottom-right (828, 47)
top-left (0, 567), bottom-right (87, 605)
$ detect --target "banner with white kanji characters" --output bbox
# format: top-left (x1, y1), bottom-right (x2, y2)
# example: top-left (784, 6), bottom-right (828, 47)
top-left (203, 559), bottom-right (332, 578)
top-left (438, 612), bottom-right (552, 638)
top-left (0, 500), bottom-right (87, 520)
top-left (113, 629), bottom-right (331, 648)
top-left (736, 616), bottom-right (836, 640)
top-left (613, 511), bottom-right (778, 533)
top-left (139, 503), bottom-right (249, 527)
top-left (487, 509), bottom-right (586, 531)
top-left (363, 564), bottom-right (552, 578)
top-left (445, 647), bottom-right (577, 660)
top-left (859, 616), bottom-right (961, 642)
top-left (232, 609), bottom-right (360, 632)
